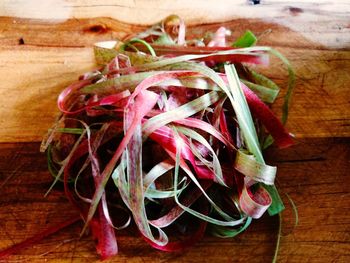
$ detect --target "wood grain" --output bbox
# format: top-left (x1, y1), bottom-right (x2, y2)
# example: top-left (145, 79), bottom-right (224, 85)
top-left (0, 1), bottom-right (349, 262)
top-left (1, 0), bottom-right (349, 48)
top-left (0, 19), bottom-right (349, 142)
top-left (0, 139), bottom-right (349, 262)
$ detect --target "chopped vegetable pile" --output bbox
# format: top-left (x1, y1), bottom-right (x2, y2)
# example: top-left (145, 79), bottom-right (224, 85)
top-left (0, 15), bottom-right (295, 260)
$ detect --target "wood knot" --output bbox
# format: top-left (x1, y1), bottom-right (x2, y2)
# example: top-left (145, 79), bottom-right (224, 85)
top-left (85, 24), bottom-right (109, 34)
top-left (18, 38), bottom-right (25, 45)
top-left (286, 6), bottom-right (303, 16)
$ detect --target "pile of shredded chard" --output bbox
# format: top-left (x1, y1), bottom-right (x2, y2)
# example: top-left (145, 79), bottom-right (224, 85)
top-left (1, 16), bottom-right (296, 260)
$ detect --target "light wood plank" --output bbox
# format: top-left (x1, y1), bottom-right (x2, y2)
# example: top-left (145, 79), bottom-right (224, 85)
top-left (0, 45), bottom-right (349, 142)
top-left (0, 139), bottom-right (348, 262)
top-left (1, 0), bottom-right (349, 48)
top-left (0, 46), bottom-right (95, 142)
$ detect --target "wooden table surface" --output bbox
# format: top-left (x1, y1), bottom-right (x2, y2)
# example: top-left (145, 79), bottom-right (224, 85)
top-left (0, 1), bottom-right (349, 262)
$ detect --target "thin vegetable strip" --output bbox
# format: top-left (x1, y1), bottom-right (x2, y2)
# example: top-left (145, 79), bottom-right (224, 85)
top-left (0, 15), bottom-right (295, 260)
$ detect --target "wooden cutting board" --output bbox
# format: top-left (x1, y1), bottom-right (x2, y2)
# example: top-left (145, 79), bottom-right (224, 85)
top-left (0, 1), bottom-right (349, 262)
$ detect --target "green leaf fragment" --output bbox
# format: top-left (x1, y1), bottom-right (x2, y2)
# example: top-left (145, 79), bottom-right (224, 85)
top-left (57, 127), bottom-right (85, 135)
top-left (154, 34), bottom-right (175, 45)
top-left (225, 64), bottom-right (285, 215)
top-left (268, 48), bottom-right (296, 124)
top-left (209, 217), bottom-right (252, 238)
top-left (225, 64), bottom-right (263, 162)
top-left (265, 184), bottom-right (285, 215)
top-left (94, 41), bottom-right (122, 65)
top-left (241, 79), bottom-right (279, 103)
top-left (120, 38), bottom-right (157, 56)
top-left (233, 30), bottom-right (257, 48)
top-left (234, 150), bottom-right (276, 185)
top-left (249, 69), bottom-right (280, 92)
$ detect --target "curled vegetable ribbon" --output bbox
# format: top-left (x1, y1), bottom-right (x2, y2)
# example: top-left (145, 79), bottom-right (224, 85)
top-left (0, 15), bottom-right (295, 261)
